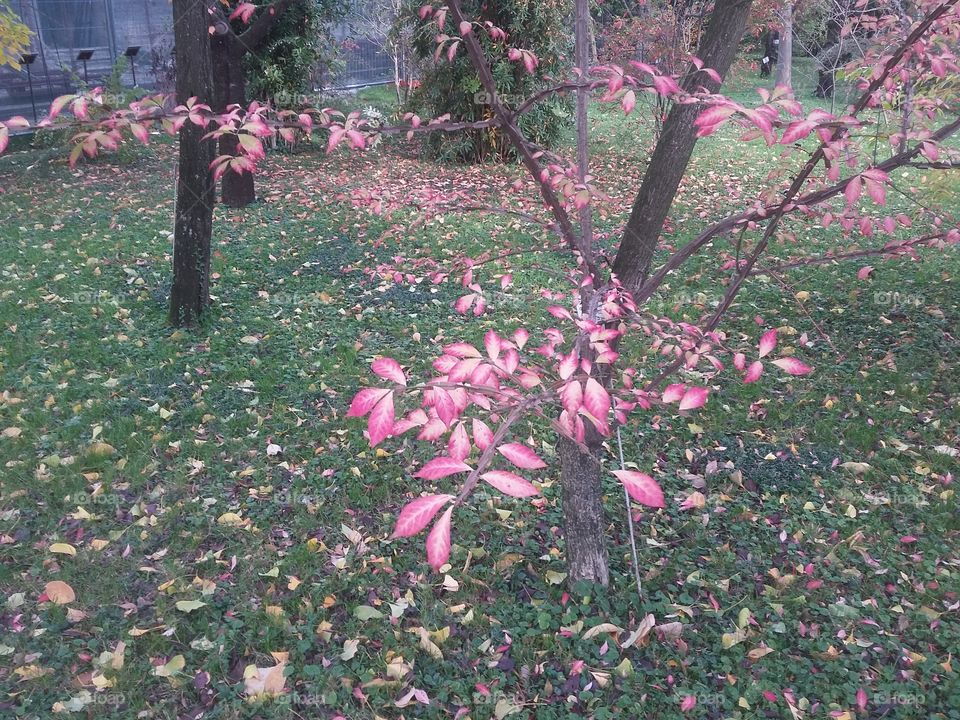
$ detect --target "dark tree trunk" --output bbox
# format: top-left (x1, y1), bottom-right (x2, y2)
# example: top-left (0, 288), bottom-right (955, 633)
top-left (169, 0), bottom-right (216, 326)
top-left (611, 0), bottom-right (754, 292)
top-left (559, 432), bottom-right (609, 586)
top-left (211, 32), bottom-right (256, 208)
top-left (209, 0), bottom-right (294, 208)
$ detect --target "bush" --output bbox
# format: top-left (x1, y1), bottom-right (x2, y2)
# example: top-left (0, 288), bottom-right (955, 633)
top-left (403, 0), bottom-right (573, 163)
top-left (244, 0), bottom-right (349, 102)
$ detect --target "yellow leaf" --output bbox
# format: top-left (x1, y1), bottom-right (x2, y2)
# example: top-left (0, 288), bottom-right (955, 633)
top-left (243, 661), bottom-right (287, 697)
top-left (1, 426), bottom-right (22, 438)
top-left (153, 655), bottom-right (185, 678)
top-left (747, 646), bottom-right (775, 661)
top-left (87, 442), bottom-right (116, 457)
top-left (49, 543), bottom-right (77, 556)
top-left (44, 580), bottom-right (76, 605)
top-left (582, 622), bottom-right (623, 640)
top-left (217, 512), bottom-right (244, 526)
top-left (175, 600), bottom-right (207, 613)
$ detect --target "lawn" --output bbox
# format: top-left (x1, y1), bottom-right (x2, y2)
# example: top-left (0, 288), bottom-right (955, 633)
top-left (0, 62), bottom-right (958, 719)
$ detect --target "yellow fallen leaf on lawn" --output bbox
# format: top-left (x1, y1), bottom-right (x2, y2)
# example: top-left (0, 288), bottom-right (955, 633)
top-left (49, 543), bottom-right (77, 556)
top-left (44, 580), bottom-right (76, 605)
top-left (153, 654), bottom-right (185, 678)
top-left (87, 442), bottom-right (116, 457)
top-left (747, 646), bottom-right (775, 660)
top-left (2, 426), bottom-right (22, 438)
top-left (217, 512), bottom-right (244, 526)
top-left (175, 600), bottom-right (207, 613)
top-left (243, 661), bottom-right (287, 698)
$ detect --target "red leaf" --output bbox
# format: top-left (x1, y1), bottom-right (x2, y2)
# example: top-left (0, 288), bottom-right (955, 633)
top-left (394, 494), bottom-right (454, 538)
top-left (771, 357), bottom-right (812, 376)
top-left (415, 456), bottom-right (472, 480)
top-left (347, 388), bottom-right (390, 418)
top-left (678, 386), bottom-right (708, 411)
top-left (426, 507), bottom-right (453, 570)
top-left (758, 329), bottom-right (777, 358)
top-left (844, 175), bottom-right (862, 206)
top-left (447, 423), bottom-right (471, 462)
top-left (662, 383), bottom-right (685, 403)
top-left (613, 470), bottom-right (665, 508)
top-left (481, 471), bottom-right (539, 498)
top-left (744, 360), bottom-right (764, 383)
top-left (372, 358), bottom-right (406, 386)
top-left (367, 390), bottom-right (395, 447)
top-left (583, 377), bottom-right (611, 423)
top-left (472, 419), bottom-right (494, 450)
top-left (497, 443), bottom-right (547, 470)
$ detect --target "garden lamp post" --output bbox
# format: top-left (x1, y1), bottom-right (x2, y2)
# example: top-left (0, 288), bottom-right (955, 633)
top-left (124, 46), bottom-right (141, 86)
top-left (20, 53), bottom-right (38, 123)
top-left (76, 50), bottom-right (94, 84)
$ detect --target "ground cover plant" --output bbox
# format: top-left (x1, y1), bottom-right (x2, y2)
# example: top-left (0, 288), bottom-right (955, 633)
top-left (0, 0), bottom-right (958, 717)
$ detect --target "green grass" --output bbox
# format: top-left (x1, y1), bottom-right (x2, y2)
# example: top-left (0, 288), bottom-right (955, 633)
top-left (0, 62), bottom-right (958, 719)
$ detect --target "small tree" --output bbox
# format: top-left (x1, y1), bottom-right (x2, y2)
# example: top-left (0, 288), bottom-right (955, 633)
top-left (3, 0), bottom-right (957, 585)
top-left (404, 0), bottom-right (574, 162)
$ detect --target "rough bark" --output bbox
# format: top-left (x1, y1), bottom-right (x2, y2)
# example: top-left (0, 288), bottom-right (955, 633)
top-left (558, 434), bottom-right (609, 586)
top-left (775, 2), bottom-right (794, 89)
top-left (611, 0), bottom-right (754, 292)
top-left (169, 0), bottom-right (216, 326)
top-left (559, 0), bottom-right (609, 588)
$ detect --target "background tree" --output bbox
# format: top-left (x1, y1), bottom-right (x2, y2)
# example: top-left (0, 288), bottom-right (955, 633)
top-left (169, 0), bottom-right (217, 326)
top-left (775, 0), bottom-right (795, 87)
top-left (404, 0), bottom-right (573, 162)
top-left (0, 0), bottom-right (30, 69)
top-left (211, 0), bottom-right (347, 208)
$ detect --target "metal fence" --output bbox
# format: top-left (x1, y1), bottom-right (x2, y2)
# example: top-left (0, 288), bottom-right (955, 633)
top-left (1, 0), bottom-right (173, 121)
top-left (0, 1), bottom-right (398, 123)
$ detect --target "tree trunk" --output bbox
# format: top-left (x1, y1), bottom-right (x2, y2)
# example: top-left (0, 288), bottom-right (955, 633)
top-left (611, 0), bottom-right (754, 292)
top-left (558, 434), bottom-right (609, 586)
top-left (169, 0), bottom-right (216, 326)
top-left (775, 2), bottom-right (793, 89)
top-left (211, 32), bottom-right (256, 208)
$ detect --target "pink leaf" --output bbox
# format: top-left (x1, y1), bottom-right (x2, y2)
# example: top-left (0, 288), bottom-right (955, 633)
top-left (758, 329), bottom-right (777, 358)
top-left (347, 388), bottom-right (390, 418)
top-left (771, 357), bottom-right (812, 376)
top-left (678, 386), bottom-right (708, 411)
top-left (512, 328), bottom-right (529, 349)
top-left (229, 2), bottom-right (256, 23)
top-left (393, 494), bottom-right (454, 538)
top-left (432, 387), bottom-right (457, 426)
top-left (367, 390), bottom-right (395, 447)
top-left (583, 377), bottom-right (611, 423)
top-left (426, 507), bottom-right (453, 570)
top-left (733, 353), bottom-right (747, 371)
top-left (844, 175), bottom-right (862, 206)
top-left (560, 380), bottom-right (583, 415)
top-left (744, 360), bottom-right (764, 383)
top-left (447, 423), bottom-right (471, 462)
top-left (472, 419), bottom-right (494, 450)
top-left (613, 470), bottom-right (665, 508)
top-left (458, 20), bottom-right (472, 35)
top-left (372, 358), bottom-right (406, 386)
top-left (621, 90), bottom-right (636, 115)
top-left (498, 443), bottom-right (547, 470)
top-left (481, 471), bottom-right (539, 498)
top-left (856, 688), bottom-right (868, 712)
top-left (680, 696), bottom-right (697, 712)
top-left (415, 456), bottom-right (472, 481)
top-left (857, 266), bottom-right (874, 280)
top-left (662, 383), bottom-right (686, 404)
